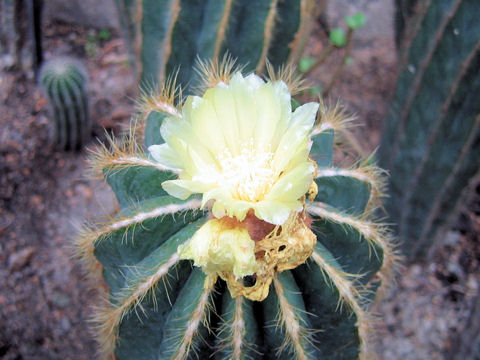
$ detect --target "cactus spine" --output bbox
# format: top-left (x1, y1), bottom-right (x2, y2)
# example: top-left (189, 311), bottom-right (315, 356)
top-left (380, 0), bottom-right (480, 260)
top-left (115, 0), bottom-right (317, 88)
top-left (77, 61), bottom-right (397, 359)
top-left (39, 57), bottom-right (90, 151)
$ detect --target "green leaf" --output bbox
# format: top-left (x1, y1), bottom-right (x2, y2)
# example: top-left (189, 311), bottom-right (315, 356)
top-left (329, 28), bottom-right (347, 47)
top-left (345, 12), bottom-right (366, 30)
top-left (98, 28), bottom-right (111, 41)
top-left (298, 57), bottom-right (315, 73)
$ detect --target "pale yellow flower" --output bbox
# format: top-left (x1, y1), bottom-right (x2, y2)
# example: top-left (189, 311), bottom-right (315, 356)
top-left (177, 218), bottom-right (258, 279)
top-left (149, 72), bottom-right (318, 226)
top-left (148, 71), bottom-right (319, 293)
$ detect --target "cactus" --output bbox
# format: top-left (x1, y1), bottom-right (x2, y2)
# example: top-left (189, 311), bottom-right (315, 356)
top-left (380, 0), bottom-right (480, 260)
top-left (0, 0), bottom-right (43, 72)
top-left (39, 57), bottom-right (90, 151)
top-left (77, 62), bottom-right (397, 359)
top-left (115, 0), bottom-right (317, 88)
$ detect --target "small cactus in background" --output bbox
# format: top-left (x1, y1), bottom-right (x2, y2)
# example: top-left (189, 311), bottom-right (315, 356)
top-left (39, 57), bottom-right (91, 151)
top-left (76, 60), bottom-right (398, 360)
top-left (381, 0), bottom-right (480, 260)
top-left (115, 0), bottom-right (318, 89)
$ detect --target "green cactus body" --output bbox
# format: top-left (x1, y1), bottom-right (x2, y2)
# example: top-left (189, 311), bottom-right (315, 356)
top-left (380, 0), bottom-right (480, 260)
top-left (78, 64), bottom-right (396, 359)
top-left (39, 57), bottom-right (90, 151)
top-left (115, 0), bottom-right (315, 88)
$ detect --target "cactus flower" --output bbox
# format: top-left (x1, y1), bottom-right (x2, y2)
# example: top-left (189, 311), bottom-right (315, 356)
top-left (177, 217), bottom-right (259, 279)
top-left (149, 72), bottom-right (319, 300)
top-left (81, 61), bottom-right (394, 359)
top-left (148, 72), bottom-right (318, 225)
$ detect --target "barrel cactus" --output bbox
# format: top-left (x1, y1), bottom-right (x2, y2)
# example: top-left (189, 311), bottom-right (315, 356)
top-left (114, 0), bottom-right (317, 88)
top-left (39, 57), bottom-right (90, 151)
top-left (381, 0), bottom-right (480, 260)
top-left (76, 60), bottom-right (397, 359)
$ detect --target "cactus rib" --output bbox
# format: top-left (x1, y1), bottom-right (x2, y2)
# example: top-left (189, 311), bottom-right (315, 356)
top-left (306, 203), bottom-right (388, 252)
top-left (159, 0), bottom-right (181, 83)
top-left (396, 0), bottom-right (431, 67)
top-left (97, 199), bottom-right (202, 241)
top-left (230, 297), bottom-right (248, 359)
top-left (255, 0), bottom-right (278, 73)
top-left (94, 252), bottom-right (180, 357)
top-left (399, 38), bottom-right (480, 238)
top-left (287, 0), bottom-right (317, 65)
top-left (272, 275), bottom-right (314, 360)
top-left (310, 246), bottom-right (373, 359)
top-left (216, 296), bottom-right (250, 359)
top-left (387, 0), bottom-right (462, 167)
top-left (160, 272), bottom-right (217, 360)
top-left (74, 199), bottom-right (202, 287)
top-left (382, 0), bottom-right (480, 259)
top-left (212, 0), bottom-right (233, 60)
top-left (316, 165), bottom-right (386, 201)
top-left (417, 114), bottom-right (480, 246)
top-left (118, 0), bottom-right (315, 88)
top-left (215, 292), bottom-right (260, 360)
top-left (89, 129), bottom-right (180, 177)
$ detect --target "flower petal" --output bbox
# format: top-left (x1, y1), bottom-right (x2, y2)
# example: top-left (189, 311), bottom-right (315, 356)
top-left (253, 200), bottom-right (293, 225)
top-left (204, 84), bottom-right (240, 155)
top-left (272, 102), bottom-right (318, 172)
top-left (162, 179), bottom-right (214, 200)
top-left (148, 143), bottom-right (183, 170)
top-left (179, 219), bottom-right (258, 278)
top-left (253, 82), bottom-right (285, 152)
top-left (266, 161), bottom-right (315, 203)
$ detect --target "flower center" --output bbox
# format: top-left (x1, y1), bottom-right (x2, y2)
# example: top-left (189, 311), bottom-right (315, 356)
top-left (216, 139), bottom-right (275, 202)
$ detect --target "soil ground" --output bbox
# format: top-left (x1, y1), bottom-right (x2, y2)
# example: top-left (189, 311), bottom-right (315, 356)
top-left (0, 3), bottom-right (479, 360)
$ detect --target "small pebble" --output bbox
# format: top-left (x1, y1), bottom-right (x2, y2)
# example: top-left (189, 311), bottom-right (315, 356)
top-left (8, 246), bottom-right (36, 272)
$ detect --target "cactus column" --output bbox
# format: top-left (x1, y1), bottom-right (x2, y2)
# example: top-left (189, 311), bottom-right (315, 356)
top-left (115, 0), bottom-right (317, 88)
top-left (39, 58), bottom-right (90, 151)
top-left (77, 67), bottom-right (397, 360)
top-left (380, 0), bottom-right (480, 260)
